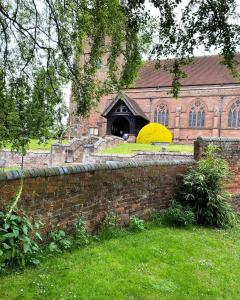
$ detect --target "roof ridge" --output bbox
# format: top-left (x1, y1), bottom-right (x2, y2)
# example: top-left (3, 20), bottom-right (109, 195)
top-left (143, 53), bottom-right (240, 64)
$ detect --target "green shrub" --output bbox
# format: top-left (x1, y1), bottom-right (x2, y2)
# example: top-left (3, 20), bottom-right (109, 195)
top-left (175, 145), bottom-right (236, 228)
top-left (0, 209), bottom-right (42, 270)
top-left (74, 217), bottom-right (91, 247)
top-left (129, 216), bottom-right (145, 232)
top-left (98, 210), bottom-right (124, 239)
top-left (48, 229), bottom-right (72, 253)
top-left (149, 212), bottom-right (164, 226)
top-left (162, 202), bottom-right (195, 227)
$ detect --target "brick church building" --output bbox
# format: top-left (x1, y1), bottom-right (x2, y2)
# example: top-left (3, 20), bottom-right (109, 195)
top-left (69, 55), bottom-right (240, 142)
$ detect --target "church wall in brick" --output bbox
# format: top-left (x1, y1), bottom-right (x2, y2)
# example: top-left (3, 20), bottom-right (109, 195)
top-left (72, 84), bottom-right (240, 142)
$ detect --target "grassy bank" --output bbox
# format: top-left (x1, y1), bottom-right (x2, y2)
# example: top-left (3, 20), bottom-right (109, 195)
top-left (1, 224), bottom-right (240, 299)
top-left (100, 143), bottom-right (194, 155)
top-left (4, 139), bottom-right (69, 151)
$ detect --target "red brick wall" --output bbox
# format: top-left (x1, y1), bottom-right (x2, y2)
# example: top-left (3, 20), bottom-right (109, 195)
top-left (1, 137), bottom-right (240, 238)
top-left (0, 161), bottom-right (193, 234)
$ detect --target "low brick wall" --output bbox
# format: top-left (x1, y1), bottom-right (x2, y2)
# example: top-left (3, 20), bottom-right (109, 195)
top-left (0, 160), bottom-right (194, 234)
top-left (1, 136), bottom-right (240, 237)
top-left (89, 152), bottom-right (193, 164)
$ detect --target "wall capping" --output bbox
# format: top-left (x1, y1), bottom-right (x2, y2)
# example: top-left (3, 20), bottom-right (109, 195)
top-left (0, 159), bottom-right (196, 181)
top-left (92, 151), bottom-right (193, 158)
top-left (197, 136), bottom-right (240, 142)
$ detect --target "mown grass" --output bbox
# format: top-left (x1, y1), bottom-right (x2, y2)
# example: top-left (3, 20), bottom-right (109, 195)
top-left (1, 224), bottom-right (240, 300)
top-left (4, 139), bottom-right (69, 151)
top-left (100, 143), bottom-right (194, 155)
top-left (2, 166), bottom-right (21, 171)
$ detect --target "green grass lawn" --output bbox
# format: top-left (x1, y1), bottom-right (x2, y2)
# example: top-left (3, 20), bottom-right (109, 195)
top-left (4, 139), bottom-right (69, 151)
top-left (100, 143), bottom-right (194, 155)
top-left (1, 224), bottom-right (240, 300)
top-left (2, 166), bottom-right (21, 171)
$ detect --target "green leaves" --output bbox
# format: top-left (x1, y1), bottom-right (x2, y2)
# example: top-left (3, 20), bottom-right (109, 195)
top-left (0, 208), bottom-right (41, 271)
top-left (129, 217), bottom-right (145, 232)
top-left (162, 202), bottom-right (196, 227)
top-left (48, 229), bottom-right (72, 254)
top-left (174, 145), bottom-right (236, 228)
top-left (1, 0), bottom-right (239, 148)
top-left (0, 68), bottom-right (67, 154)
top-left (75, 217), bottom-right (91, 247)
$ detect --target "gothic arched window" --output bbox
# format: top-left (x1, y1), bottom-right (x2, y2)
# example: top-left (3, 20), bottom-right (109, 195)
top-left (228, 100), bottom-right (240, 128)
top-left (188, 99), bottom-right (205, 128)
top-left (154, 104), bottom-right (169, 127)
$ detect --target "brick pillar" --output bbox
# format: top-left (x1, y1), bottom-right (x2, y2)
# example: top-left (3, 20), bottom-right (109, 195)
top-left (194, 138), bottom-right (203, 160)
top-left (173, 107), bottom-right (181, 142)
top-left (212, 107), bottom-right (219, 136)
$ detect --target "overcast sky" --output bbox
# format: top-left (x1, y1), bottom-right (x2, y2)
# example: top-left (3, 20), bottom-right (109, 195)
top-left (145, 0), bottom-right (240, 57)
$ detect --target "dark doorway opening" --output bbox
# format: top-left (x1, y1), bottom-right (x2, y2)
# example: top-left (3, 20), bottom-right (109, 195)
top-left (111, 117), bottom-right (130, 137)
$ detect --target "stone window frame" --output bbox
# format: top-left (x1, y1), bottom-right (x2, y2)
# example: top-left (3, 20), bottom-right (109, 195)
top-left (228, 99), bottom-right (240, 128)
top-left (188, 99), bottom-right (206, 128)
top-left (154, 103), bottom-right (169, 127)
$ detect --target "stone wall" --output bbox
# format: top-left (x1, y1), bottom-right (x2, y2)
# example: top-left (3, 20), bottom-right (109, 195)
top-left (0, 150), bottom-right (51, 169)
top-left (88, 152), bottom-right (193, 164)
top-left (0, 160), bottom-right (194, 234)
top-left (0, 136), bottom-right (124, 169)
top-left (50, 135), bottom-right (123, 167)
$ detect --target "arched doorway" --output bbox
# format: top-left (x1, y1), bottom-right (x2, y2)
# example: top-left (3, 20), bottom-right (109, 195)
top-left (111, 117), bottom-right (130, 137)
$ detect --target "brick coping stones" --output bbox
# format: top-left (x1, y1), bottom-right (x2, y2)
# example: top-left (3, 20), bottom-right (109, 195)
top-left (0, 159), bottom-right (196, 181)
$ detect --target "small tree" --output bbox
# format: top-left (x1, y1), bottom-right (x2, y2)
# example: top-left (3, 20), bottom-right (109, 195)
top-left (174, 145), bottom-right (236, 228)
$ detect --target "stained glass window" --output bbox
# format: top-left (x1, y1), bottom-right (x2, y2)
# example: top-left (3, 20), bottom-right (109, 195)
top-left (154, 104), bottom-right (169, 127)
top-left (189, 100), bottom-right (205, 128)
top-left (228, 100), bottom-right (240, 128)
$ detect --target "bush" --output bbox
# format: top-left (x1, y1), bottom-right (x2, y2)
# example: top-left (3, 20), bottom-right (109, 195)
top-left (136, 123), bottom-right (172, 144)
top-left (98, 210), bottom-right (123, 239)
top-left (175, 145), bottom-right (236, 228)
top-left (129, 216), bottom-right (145, 231)
top-left (149, 212), bottom-right (164, 225)
top-left (0, 209), bottom-right (42, 270)
top-left (74, 217), bottom-right (91, 247)
top-left (162, 202), bottom-right (196, 227)
top-left (48, 229), bottom-right (72, 253)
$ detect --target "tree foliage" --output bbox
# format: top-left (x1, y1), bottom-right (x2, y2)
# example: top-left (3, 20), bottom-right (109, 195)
top-left (0, 0), bottom-right (240, 151)
top-left (147, 0), bottom-right (240, 96)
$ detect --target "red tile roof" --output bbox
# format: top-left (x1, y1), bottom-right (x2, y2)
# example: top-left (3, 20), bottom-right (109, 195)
top-left (134, 55), bottom-right (240, 88)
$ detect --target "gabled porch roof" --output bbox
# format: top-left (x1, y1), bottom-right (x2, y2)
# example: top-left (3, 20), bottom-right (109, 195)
top-left (102, 91), bottom-right (149, 121)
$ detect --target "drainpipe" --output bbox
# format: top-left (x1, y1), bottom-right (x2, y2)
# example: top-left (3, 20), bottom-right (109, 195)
top-left (219, 96), bottom-right (224, 137)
